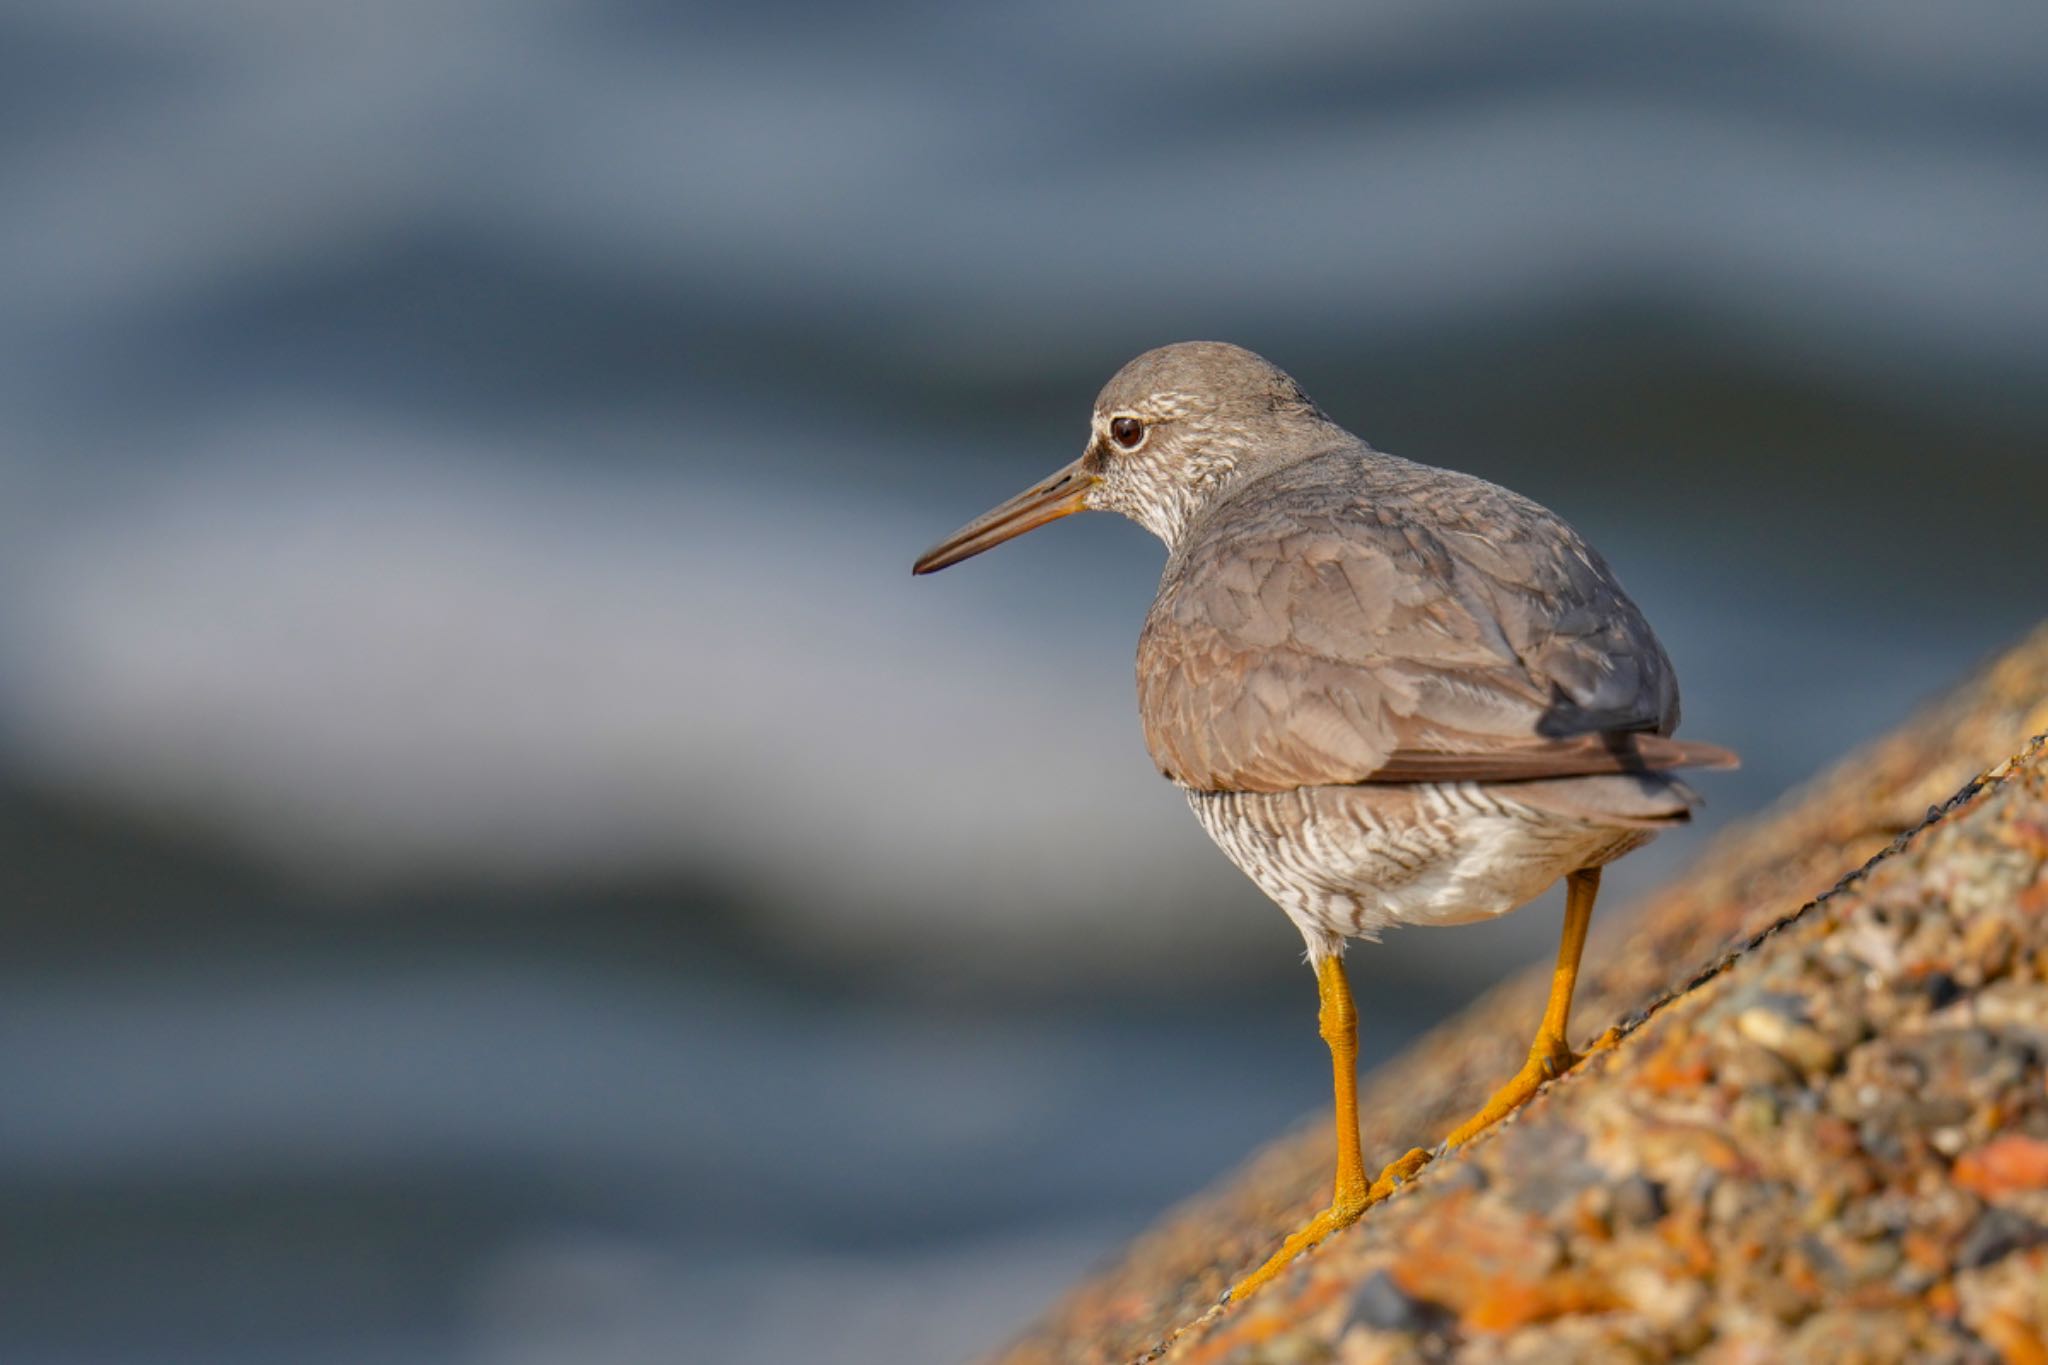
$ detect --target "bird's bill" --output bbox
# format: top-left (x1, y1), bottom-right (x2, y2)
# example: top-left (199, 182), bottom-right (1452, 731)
top-left (912, 458), bottom-right (1098, 574)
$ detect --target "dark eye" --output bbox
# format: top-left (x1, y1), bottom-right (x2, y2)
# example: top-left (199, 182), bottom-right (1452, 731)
top-left (1109, 416), bottom-right (1144, 449)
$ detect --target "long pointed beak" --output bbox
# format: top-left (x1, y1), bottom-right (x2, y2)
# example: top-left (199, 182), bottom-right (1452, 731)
top-left (912, 458), bottom-right (1098, 574)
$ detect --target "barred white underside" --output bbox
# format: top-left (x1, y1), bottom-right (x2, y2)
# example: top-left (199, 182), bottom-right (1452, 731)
top-left (1187, 781), bottom-right (1662, 959)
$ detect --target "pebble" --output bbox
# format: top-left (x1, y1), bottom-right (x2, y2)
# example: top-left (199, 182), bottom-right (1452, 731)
top-left (1344, 1269), bottom-right (1442, 1335)
top-left (1956, 1207), bottom-right (2046, 1270)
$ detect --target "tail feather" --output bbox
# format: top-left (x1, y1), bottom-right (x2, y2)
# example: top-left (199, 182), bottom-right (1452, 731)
top-left (1366, 733), bottom-right (1739, 784)
top-left (1633, 735), bottom-right (1740, 772)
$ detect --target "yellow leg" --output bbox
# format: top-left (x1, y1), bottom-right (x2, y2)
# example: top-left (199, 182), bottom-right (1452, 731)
top-left (1438, 866), bottom-right (1600, 1151)
top-left (1228, 955), bottom-right (1429, 1301)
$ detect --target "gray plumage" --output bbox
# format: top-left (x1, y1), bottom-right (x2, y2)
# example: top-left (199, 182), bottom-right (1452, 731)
top-left (915, 340), bottom-right (1733, 959)
top-left (1138, 446), bottom-right (1693, 792)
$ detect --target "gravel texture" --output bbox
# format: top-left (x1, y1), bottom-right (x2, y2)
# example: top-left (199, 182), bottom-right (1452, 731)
top-left (996, 623), bottom-right (2048, 1364)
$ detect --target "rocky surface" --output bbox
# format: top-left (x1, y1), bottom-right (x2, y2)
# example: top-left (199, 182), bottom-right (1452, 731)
top-left (995, 623), bottom-right (2048, 1364)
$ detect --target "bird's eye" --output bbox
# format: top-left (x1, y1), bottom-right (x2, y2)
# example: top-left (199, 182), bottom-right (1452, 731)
top-left (1109, 416), bottom-right (1145, 449)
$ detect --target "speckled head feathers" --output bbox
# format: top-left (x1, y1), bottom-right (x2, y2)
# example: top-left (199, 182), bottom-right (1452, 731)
top-left (1082, 342), bottom-right (1343, 547)
top-left (1091, 341), bottom-right (1322, 426)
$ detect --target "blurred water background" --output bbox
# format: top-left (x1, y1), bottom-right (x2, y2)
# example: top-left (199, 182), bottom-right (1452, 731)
top-left (1, 3), bottom-right (2044, 1362)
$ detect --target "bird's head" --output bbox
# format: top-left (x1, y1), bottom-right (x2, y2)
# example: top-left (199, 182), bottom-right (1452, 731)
top-left (913, 341), bottom-right (1333, 574)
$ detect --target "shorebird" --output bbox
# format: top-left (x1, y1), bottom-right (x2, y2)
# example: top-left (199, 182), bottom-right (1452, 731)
top-left (912, 342), bottom-right (1733, 1299)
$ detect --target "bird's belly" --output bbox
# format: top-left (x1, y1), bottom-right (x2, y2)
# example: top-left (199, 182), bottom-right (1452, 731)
top-left (1186, 782), bottom-right (1653, 954)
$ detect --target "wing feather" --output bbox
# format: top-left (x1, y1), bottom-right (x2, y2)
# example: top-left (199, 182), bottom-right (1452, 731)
top-left (1136, 450), bottom-right (1726, 792)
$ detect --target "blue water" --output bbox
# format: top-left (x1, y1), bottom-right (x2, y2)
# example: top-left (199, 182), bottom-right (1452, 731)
top-left (1, 2), bottom-right (2044, 1361)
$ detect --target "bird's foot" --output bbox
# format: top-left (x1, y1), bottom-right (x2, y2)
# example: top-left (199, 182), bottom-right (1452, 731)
top-left (1438, 1032), bottom-right (1579, 1152)
top-left (1226, 1192), bottom-right (1366, 1302)
top-left (1226, 1147), bottom-right (1430, 1303)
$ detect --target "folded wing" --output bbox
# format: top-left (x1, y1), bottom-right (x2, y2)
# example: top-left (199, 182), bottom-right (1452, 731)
top-left (1136, 452), bottom-right (1735, 792)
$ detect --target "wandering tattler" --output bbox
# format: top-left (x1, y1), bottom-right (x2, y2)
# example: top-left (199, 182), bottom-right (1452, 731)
top-left (912, 342), bottom-right (1735, 1299)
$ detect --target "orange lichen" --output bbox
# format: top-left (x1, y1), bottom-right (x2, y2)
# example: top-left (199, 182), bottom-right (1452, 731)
top-left (1637, 1040), bottom-right (1712, 1094)
top-left (1955, 1135), bottom-right (2048, 1197)
top-left (1977, 1309), bottom-right (2048, 1365)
